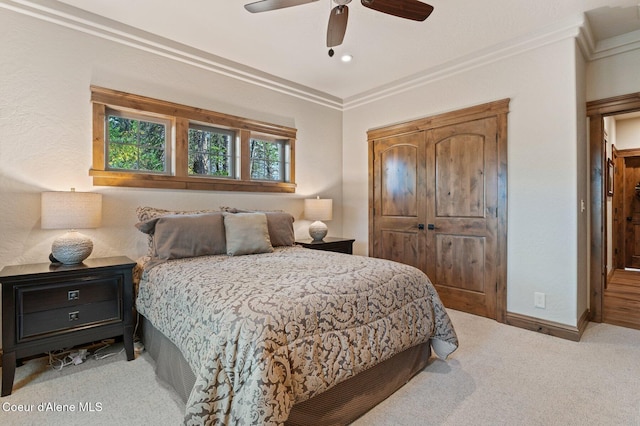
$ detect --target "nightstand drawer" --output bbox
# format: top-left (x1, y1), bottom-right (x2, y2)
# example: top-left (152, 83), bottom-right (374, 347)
top-left (20, 300), bottom-right (120, 340)
top-left (18, 277), bottom-right (120, 313)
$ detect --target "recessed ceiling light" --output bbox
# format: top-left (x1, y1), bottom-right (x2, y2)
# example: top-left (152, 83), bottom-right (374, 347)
top-left (341, 54), bottom-right (353, 63)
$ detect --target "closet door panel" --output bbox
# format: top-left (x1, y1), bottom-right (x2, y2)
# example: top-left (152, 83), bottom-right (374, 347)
top-left (426, 117), bottom-right (499, 319)
top-left (371, 132), bottom-right (426, 271)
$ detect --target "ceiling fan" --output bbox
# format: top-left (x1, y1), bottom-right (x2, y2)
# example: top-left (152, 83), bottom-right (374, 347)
top-left (244, 0), bottom-right (434, 49)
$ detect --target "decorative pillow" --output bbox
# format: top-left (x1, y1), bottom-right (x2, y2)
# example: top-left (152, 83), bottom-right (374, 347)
top-left (136, 206), bottom-right (219, 255)
top-left (135, 213), bottom-right (226, 260)
top-left (220, 207), bottom-right (295, 247)
top-left (136, 206), bottom-right (218, 222)
top-left (223, 212), bottom-right (274, 256)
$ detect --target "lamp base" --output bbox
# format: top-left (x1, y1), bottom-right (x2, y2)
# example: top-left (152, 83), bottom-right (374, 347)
top-left (51, 231), bottom-right (93, 265)
top-left (309, 221), bottom-right (328, 242)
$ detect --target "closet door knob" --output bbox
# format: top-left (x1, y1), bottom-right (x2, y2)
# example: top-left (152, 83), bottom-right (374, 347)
top-left (428, 224), bottom-right (436, 230)
top-left (417, 224), bottom-right (425, 230)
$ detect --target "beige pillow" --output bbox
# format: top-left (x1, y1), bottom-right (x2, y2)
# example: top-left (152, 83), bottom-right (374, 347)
top-left (136, 213), bottom-right (226, 259)
top-left (223, 212), bottom-right (274, 256)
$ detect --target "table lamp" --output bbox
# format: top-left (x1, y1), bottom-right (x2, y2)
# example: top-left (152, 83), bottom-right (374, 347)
top-left (41, 189), bottom-right (102, 264)
top-left (304, 196), bottom-right (333, 241)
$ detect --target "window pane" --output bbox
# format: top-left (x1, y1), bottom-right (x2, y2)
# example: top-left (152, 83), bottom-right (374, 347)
top-left (139, 147), bottom-right (166, 171)
top-left (140, 121), bottom-right (165, 149)
top-left (107, 114), bottom-right (166, 172)
top-left (250, 138), bottom-right (284, 181)
top-left (108, 144), bottom-right (139, 169)
top-left (188, 126), bottom-right (234, 177)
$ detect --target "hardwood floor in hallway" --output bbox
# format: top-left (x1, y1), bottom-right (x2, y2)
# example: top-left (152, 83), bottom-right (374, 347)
top-left (604, 269), bottom-right (640, 330)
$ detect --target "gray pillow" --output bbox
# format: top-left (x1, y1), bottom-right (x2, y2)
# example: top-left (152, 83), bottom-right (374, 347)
top-left (220, 207), bottom-right (294, 246)
top-left (136, 213), bottom-right (226, 259)
top-left (263, 212), bottom-right (295, 246)
top-left (135, 206), bottom-right (220, 255)
top-left (223, 212), bottom-right (274, 256)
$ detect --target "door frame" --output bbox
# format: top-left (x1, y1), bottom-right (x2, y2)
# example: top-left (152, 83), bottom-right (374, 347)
top-left (588, 92), bottom-right (640, 322)
top-left (368, 99), bottom-right (509, 323)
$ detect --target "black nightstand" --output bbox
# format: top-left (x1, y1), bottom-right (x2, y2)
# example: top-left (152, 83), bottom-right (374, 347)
top-left (0, 256), bottom-right (136, 396)
top-left (296, 237), bottom-right (355, 254)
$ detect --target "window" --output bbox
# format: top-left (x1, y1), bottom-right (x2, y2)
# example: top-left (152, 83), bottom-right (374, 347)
top-left (90, 86), bottom-right (296, 193)
top-left (188, 124), bottom-right (236, 178)
top-left (106, 110), bottom-right (170, 173)
top-left (249, 137), bottom-right (288, 182)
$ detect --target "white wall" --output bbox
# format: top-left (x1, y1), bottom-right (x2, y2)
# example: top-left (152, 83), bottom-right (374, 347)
top-left (616, 117), bottom-right (640, 150)
top-left (587, 48), bottom-right (640, 101)
top-left (0, 9), bottom-right (343, 269)
top-left (344, 38), bottom-right (582, 325)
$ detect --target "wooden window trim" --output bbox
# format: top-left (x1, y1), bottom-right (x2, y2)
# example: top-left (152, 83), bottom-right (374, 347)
top-left (90, 86), bottom-right (296, 193)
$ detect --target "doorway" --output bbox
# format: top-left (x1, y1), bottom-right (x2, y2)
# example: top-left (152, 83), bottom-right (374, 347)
top-left (588, 92), bottom-right (640, 328)
top-left (604, 145), bottom-right (640, 330)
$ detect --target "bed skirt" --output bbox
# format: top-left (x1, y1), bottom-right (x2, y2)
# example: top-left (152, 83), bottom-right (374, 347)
top-left (141, 315), bottom-right (432, 425)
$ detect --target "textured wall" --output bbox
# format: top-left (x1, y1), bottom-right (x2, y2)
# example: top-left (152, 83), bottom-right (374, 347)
top-left (0, 9), bottom-right (343, 271)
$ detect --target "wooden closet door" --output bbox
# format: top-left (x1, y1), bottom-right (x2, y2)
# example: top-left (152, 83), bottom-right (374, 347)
top-left (425, 117), bottom-right (499, 318)
top-left (369, 99), bottom-right (508, 321)
top-left (371, 132), bottom-right (427, 270)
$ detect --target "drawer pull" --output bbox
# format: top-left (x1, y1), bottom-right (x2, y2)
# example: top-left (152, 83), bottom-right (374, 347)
top-left (68, 311), bottom-right (80, 321)
top-left (68, 290), bottom-right (80, 301)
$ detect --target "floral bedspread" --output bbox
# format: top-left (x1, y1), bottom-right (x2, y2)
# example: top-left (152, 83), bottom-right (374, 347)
top-left (136, 246), bottom-right (458, 425)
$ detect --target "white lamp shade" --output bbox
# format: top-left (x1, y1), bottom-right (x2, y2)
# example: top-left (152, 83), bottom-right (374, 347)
top-left (41, 191), bottom-right (102, 264)
top-left (41, 191), bottom-right (102, 230)
top-left (304, 198), bottom-right (333, 221)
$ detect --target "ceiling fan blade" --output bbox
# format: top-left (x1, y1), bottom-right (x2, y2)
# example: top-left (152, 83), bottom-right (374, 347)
top-left (360, 0), bottom-right (433, 21)
top-left (327, 5), bottom-right (349, 47)
top-left (245, 0), bottom-right (319, 13)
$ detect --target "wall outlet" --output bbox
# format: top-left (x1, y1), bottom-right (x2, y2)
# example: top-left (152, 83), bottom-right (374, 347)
top-left (534, 292), bottom-right (546, 309)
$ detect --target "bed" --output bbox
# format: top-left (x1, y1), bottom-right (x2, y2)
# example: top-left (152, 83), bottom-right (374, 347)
top-left (133, 207), bottom-right (458, 425)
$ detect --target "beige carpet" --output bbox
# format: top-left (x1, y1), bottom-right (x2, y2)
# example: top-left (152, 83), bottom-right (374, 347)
top-left (1, 310), bottom-right (639, 425)
top-left (356, 310), bottom-right (640, 425)
top-left (0, 343), bottom-right (184, 425)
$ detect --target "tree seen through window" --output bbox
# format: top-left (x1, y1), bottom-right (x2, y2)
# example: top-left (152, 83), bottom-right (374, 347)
top-left (250, 138), bottom-right (284, 181)
top-left (188, 125), bottom-right (235, 177)
top-left (107, 114), bottom-right (166, 172)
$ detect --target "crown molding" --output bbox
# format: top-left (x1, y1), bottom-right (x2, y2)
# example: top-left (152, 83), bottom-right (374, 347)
top-left (576, 13), bottom-right (596, 60)
top-left (590, 28), bottom-right (640, 61)
top-left (0, 0), bottom-right (344, 110)
top-left (343, 14), bottom-right (585, 110)
top-left (3, 1), bottom-right (639, 113)
top-left (577, 10), bottom-right (640, 62)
